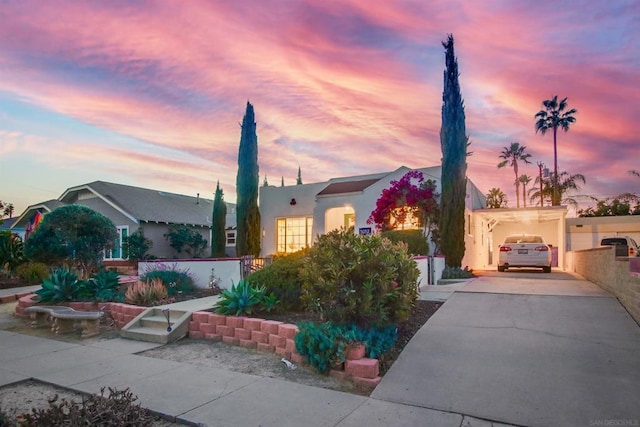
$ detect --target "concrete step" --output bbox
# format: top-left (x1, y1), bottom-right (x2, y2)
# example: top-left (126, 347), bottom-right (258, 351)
top-left (120, 308), bottom-right (191, 344)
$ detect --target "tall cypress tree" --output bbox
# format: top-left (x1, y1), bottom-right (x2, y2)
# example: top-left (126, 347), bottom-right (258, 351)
top-left (296, 166), bottom-right (303, 185)
top-left (211, 181), bottom-right (227, 257)
top-left (438, 35), bottom-right (468, 268)
top-left (236, 102), bottom-right (261, 256)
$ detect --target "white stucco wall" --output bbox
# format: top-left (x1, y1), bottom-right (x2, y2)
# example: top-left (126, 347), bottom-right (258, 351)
top-left (566, 216), bottom-right (640, 252)
top-left (258, 166), bottom-right (487, 269)
top-left (259, 182), bottom-right (327, 256)
top-left (138, 258), bottom-right (242, 289)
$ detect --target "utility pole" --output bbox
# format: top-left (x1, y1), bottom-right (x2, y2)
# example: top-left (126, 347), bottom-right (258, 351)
top-left (537, 162), bottom-right (545, 207)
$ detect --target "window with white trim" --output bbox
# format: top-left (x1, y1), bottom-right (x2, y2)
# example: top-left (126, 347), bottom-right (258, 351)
top-left (104, 226), bottom-right (129, 260)
top-left (226, 230), bottom-right (236, 246)
top-left (276, 217), bottom-right (313, 253)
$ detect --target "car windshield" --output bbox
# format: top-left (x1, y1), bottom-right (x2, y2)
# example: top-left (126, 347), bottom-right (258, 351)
top-left (504, 235), bottom-right (543, 244)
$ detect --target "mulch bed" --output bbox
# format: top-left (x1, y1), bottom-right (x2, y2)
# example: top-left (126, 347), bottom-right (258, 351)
top-left (257, 300), bottom-right (441, 376)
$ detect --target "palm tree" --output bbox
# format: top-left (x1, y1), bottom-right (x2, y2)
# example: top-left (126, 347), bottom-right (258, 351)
top-left (518, 175), bottom-right (532, 208)
top-left (486, 188), bottom-right (508, 208)
top-left (535, 95), bottom-right (577, 206)
top-left (497, 142), bottom-right (532, 208)
top-left (529, 171), bottom-right (585, 208)
top-left (3, 203), bottom-right (14, 218)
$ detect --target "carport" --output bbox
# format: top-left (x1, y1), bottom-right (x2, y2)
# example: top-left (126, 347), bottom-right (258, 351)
top-left (471, 206), bottom-right (567, 271)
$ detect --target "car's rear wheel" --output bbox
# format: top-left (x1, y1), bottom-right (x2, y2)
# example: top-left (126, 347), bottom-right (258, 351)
top-left (498, 265), bottom-right (506, 272)
top-left (543, 266), bottom-right (551, 273)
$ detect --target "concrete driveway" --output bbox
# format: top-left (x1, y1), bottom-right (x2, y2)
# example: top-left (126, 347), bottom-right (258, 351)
top-left (373, 271), bottom-right (640, 426)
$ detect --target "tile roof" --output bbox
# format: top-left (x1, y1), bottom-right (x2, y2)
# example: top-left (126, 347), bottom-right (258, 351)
top-left (316, 178), bottom-right (381, 196)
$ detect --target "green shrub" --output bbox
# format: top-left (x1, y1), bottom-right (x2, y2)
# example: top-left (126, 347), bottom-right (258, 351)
top-left (16, 386), bottom-right (157, 426)
top-left (294, 322), bottom-right (398, 374)
top-left (124, 279), bottom-right (168, 306)
top-left (381, 229), bottom-right (429, 255)
top-left (15, 262), bottom-right (50, 284)
top-left (441, 266), bottom-right (474, 279)
top-left (214, 280), bottom-right (279, 316)
top-left (301, 229), bottom-right (419, 327)
top-left (344, 323), bottom-right (398, 359)
top-left (246, 250), bottom-right (307, 311)
top-left (85, 269), bottom-right (123, 302)
top-left (0, 230), bottom-right (24, 272)
top-left (294, 322), bottom-right (357, 374)
top-left (140, 263), bottom-right (195, 296)
top-left (35, 268), bottom-right (85, 303)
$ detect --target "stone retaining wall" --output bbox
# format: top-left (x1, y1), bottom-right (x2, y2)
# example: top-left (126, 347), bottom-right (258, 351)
top-left (573, 247), bottom-right (640, 324)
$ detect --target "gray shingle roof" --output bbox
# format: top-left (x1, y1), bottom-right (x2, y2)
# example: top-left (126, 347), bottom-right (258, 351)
top-left (63, 181), bottom-right (233, 227)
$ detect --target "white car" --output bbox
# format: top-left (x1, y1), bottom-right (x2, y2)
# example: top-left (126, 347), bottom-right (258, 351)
top-left (498, 234), bottom-right (552, 273)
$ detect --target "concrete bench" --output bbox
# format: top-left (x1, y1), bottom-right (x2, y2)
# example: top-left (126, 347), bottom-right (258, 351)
top-left (24, 306), bottom-right (104, 338)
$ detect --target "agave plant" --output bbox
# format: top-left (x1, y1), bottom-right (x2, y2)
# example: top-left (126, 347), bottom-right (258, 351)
top-left (86, 269), bottom-right (123, 302)
top-left (35, 267), bottom-right (84, 303)
top-left (215, 280), bottom-right (265, 316)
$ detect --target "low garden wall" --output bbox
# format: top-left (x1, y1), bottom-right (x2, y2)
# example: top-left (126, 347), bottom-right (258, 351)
top-left (573, 246), bottom-right (640, 324)
top-left (188, 312), bottom-right (381, 388)
top-left (14, 296), bottom-right (381, 389)
top-left (138, 258), bottom-right (242, 289)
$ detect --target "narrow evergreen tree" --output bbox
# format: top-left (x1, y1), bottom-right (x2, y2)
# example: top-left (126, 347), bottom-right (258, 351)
top-left (263, 175), bottom-right (269, 187)
top-left (281, 176), bottom-right (284, 187)
top-left (236, 102), bottom-right (261, 256)
top-left (211, 181), bottom-right (227, 257)
top-left (296, 166), bottom-right (303, 185)
top-left (438, 35), bottom-right (469, 268)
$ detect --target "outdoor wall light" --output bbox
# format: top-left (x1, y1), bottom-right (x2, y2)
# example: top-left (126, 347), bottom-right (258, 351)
top-left (290, 198), bottom-right (297, 205)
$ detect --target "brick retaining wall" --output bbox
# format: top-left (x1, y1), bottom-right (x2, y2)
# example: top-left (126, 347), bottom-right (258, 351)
top-left (573, 247), bottom-right (640, 324)
top-left (188, 311), bottom-right (382, 388)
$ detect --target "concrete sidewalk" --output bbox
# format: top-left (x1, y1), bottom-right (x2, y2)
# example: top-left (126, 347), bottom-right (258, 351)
top-left (374, 275), bottom-right (640, 427)
top-left (0, 330), bottom-right (500, 426)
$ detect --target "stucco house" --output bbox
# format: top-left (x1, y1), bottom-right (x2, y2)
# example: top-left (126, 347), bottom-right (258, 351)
top-left (259, 165), bottom-right (487, 268)
top-left (12, 181), bottom-right (237, 259)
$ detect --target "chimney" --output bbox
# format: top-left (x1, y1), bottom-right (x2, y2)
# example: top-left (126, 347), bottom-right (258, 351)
top-left (196, 193), bottom-right (200, 204)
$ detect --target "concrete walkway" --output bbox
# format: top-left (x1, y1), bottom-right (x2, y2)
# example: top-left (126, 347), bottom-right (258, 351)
top-left (374, 271), bottom-right (640, 427)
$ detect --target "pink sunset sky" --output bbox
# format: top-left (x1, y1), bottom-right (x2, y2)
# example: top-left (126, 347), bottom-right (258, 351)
top-left (1, 0), bottom-right (638, 216)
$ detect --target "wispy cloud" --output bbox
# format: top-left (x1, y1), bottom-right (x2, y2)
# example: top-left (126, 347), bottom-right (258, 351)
top-left (0, 0), bottom-right (638, 213)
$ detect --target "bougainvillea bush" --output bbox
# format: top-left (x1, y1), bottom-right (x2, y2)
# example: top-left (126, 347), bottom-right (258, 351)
top-left (367, 170), bottom-right (438, 232)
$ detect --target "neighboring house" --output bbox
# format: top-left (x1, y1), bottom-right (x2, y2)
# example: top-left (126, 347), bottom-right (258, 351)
top-left (12, 181), bottom-right (237, 259)
top-left (0, 217), bottom-right (25, 239)
top-left (259, 165), bottom-right (487, 268)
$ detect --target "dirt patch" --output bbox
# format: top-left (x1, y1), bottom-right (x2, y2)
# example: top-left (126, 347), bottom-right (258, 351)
top-left (140, 340), bottom-right (369, 395)
top-left (0, 380), bottom-right (182, 426)
top-left (141, 300), bottom-right (441, 394)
